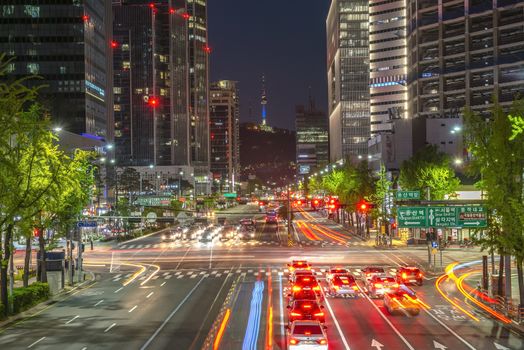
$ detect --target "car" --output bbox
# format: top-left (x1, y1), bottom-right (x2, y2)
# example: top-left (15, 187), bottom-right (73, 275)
top-left (287, 300), bottom-right (326, 323)
top-left (396, 266), bottom-right (424, 286)
top-left (366, 276), bottom-right (399, 298)
top-left (383, 286), bottom-right (421, 315)
top-left (363, 266), bottom-right (386, 281)
top-left (289, 269), bottom-right (315, 284)
top-left (325, 267), bottom-right (349, 283)
top-left (328, 274), bottom-right (359, 297)
top-left (287, 289), bottom-right (321, 305)
top-left (292, 275), bottom-right (323, 302)
top-left (288, 260), bottom-right (312, 272)
top-left (287, 320), bottom-right (328, 350)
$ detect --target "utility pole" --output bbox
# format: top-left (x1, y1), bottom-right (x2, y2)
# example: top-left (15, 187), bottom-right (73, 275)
top-left (77, 227), bottom-right (83, 283)
top-left (426, 187), bottom-right (432, 268)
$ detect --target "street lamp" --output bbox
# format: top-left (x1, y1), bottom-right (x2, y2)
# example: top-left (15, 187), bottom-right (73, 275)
top-left (53, 126), bottom-right (63, 133)
top-left (454, 158), bottom-right (463, 166)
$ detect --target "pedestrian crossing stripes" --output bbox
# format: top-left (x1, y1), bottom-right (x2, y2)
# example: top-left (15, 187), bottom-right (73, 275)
top-left (110, 266), bottom-right (399, 282)
top-left (115, 239), bottom-right (368, 250)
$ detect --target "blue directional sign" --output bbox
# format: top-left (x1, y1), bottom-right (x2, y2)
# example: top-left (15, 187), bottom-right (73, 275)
top-left (431, 241), bottom-right (439, 249)
top-left (77, 221), bottom-right (97, 228)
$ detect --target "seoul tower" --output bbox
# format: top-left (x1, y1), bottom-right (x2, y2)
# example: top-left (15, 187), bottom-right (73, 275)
top-left (261, 74), bottom-right (267, 126)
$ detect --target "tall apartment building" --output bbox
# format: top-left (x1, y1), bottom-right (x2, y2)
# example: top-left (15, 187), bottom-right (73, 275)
top-left (295, 97), bottom-right (329, 175)
top-left (368, 0), bottom-right (414, 171)
top-left (407, 0), bottom-right (524, 161)
top-left (327, 0), bottom-right (370, 162)
top-left (113, 0), bottom-right (210, 194)
top-left (209, 80), bottom-right (240, 193)
top-left (0, 1), bottom-right (113, 140)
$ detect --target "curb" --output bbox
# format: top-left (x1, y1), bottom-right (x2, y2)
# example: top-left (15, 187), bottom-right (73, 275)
top-left (0, 271), bottom-right (97, 330)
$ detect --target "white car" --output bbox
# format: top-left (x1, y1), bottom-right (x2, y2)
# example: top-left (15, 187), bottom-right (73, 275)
top-left (287, 320), bottom-right (328, 350)
top-left (325, 267), bottom-right (350, 284)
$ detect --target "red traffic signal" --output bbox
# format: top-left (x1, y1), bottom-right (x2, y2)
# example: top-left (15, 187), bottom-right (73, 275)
top-left (148, 97), bottom-right (159, 107)
top-left (358, 201), bottom-right (369, 212)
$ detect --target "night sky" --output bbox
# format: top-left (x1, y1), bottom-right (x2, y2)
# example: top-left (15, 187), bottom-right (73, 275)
top-left (208, 0), bottom-right (331, 130)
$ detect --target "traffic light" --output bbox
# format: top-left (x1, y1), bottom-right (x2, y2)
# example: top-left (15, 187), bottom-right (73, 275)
top-left (358, 201), bottom-right (368, 212)
top-left (148, 96), bottom-right (159, 107)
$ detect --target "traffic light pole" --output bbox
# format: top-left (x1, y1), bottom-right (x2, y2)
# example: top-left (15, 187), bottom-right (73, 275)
top-left (287, 188), bottom-right (292, 246)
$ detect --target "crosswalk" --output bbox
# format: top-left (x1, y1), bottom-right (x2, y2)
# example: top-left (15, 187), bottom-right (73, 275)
top-left (110, 266), bottom-right (400, 283)
top-left (116, 240), bottom-right (282, 250)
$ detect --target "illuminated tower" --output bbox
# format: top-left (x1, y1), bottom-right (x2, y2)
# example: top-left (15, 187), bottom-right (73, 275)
top-left (261, 74), bottom-right (268, 126)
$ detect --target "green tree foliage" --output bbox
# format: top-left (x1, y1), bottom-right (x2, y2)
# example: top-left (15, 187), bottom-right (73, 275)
top-left (464, 99), bottom-right (524, 304)
top-left (399, 145), bottom-right (460, 200)
top-left (508, 114), bottom-right (524, 141)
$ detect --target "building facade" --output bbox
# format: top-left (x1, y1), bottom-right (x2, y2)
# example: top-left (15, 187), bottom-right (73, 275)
top-left (368, 0), bottom-right (413, 172)
top-left (0, 1), bottom-right (113, 140)
top-left (326, 0), bottom-right (370, 162)
top-left (295, 97), bottom-right (329, 175)
top-left (113, 0), bottom-right (210, 194)
top-left (407, 0), bottom-right (524, 161)
top-left (209, 80), bottom-right (240, 193)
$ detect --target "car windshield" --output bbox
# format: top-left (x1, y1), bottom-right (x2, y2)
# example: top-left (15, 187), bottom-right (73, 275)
top-left (367, 267), bottom-right (385, 273)
top-left (293, 325), bottom-right (323, 335)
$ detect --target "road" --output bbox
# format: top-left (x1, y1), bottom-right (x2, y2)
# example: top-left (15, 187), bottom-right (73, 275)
top-left (0, 204), bottom-right (522, 350)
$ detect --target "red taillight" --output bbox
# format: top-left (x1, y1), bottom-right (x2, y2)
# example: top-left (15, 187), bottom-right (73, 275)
top-left (318, 339), bottom-right (327, 345)
top-left (352, 285), bottom-right (359, 291)
top-left (303, 304), bottom-right (312, 309)
top-left (334, 285), bottom-right (340, 291)
top-left (290, 339), bottom-right (298, 345)
top-left (292, 285), bottom-right (301, 292)
top-left (303, 277), bottom-right (311, 282)
top-left (366, 273), bottom-right (371, 276)
top-left (314, 312), bottom-right (324, 317)
top-left (418, 273), bottom-right (423, 278)
top-left (392, 283), bottom-right (399, 288)
top-left (402, 272), bottom-right (407, 279)
top-left (375, 283), bottom-right (383, 288)
top-left (290, 312), bottom-right (301, 317)
top-left (313, 285), bottom-right (320, 291)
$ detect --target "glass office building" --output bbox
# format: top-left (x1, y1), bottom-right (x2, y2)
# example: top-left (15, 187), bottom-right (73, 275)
top-left (326, 0), bottom-right (370, 162)
top-left (0, 1), bottom-right (113, 139)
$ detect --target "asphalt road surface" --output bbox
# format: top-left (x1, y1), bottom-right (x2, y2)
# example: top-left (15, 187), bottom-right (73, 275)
top-left (0, 205), bottom-right (522, 350)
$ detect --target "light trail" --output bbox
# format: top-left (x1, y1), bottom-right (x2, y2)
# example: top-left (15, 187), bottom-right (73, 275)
top-left (457, 272), bottom-right (512, 324)
top-left (213, 309), bottom-right (231, 350)
top-left (265, 272), bottom-right (273, 350)
top-left (242, 281), bottom-right (265, 350)
top-left (295, 220), bottom-right (320, 241)
top-left (308, 223), bottom-right (347, 244)
top-left (435, 265), bottom-right (480, 321)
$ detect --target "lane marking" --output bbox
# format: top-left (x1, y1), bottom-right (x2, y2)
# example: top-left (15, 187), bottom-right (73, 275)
top-left (423, 308), bottom-right (476, 350)
top-left (27, 337), bottom-right (45, 348)
top-left (104, 323), bottom-right (116, 333)
top-left (140, 277), bottom-right (206, 350)
top-left (146, 292), bottom-right (154, 299)
top-left (242, 280), bottom-right (265, 350)
top-left (323, 297), bottom-right (352, 350)
top-left (94, 300), bottom-right (104, 307)
top-left (129, 305), bottom-right (138, 313)
top-left (278, 275), bottom-right (285, 341)
top-left (359, 285), bottom-right (415, 350)
top-left (114, 287), bottom-right (123, 294)
top-left (65, 315), bottom-right (79, 325)
top-left (160, 282), bottom-right (166, 287)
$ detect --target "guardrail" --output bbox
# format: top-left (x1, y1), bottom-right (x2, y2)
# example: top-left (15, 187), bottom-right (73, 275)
top-left (200, 274), bottom-right (243, 350)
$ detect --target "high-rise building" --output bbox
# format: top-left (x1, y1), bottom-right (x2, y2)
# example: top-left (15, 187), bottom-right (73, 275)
top-left (326, 0), bottom-right (370, 162)
top-left (367, 0), bottom-right (412, 171)
top-left (209, 80), bottom-right (240, 192)
top-left (113, 0), bottom-right (210, 194)
top-left (407, 0), bottom-right (524, 161)
top-left (295, 96), bottom-right (329, 175)
top-left (0, 1), bottom-right (114, 140)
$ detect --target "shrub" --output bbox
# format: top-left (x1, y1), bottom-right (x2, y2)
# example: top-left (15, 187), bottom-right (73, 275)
top-left (11, 282), bottom-right (50, 314)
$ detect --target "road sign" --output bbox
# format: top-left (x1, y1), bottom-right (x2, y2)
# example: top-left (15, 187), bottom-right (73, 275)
top-left (396, 190), bottom-right (421, 200)
top-left (77, 221), bottom-right (97, 228)
top-left (397, 207), bottom-right (427, 227)
top-left (457, 205), bottom-right (487, 228)
top-left (398, 205), bottom-right (487, 228)
top-left (146, 212), bottom-right (157, 223)
top-left (431, 241), bottom-right (439, 248)
top-left (223, 192), bottom-right (237, 199)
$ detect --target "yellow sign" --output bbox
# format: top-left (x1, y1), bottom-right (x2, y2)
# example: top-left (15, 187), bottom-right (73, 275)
top-left (432, 248), bottom-right (438, 255)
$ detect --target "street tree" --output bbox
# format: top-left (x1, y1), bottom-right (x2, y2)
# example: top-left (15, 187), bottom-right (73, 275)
top-left (399, 145), bottom-right (460, 200)
top-left (0, 57), bottom-right (62, 315)
top-left (464, 98), bottom-right (524, 304)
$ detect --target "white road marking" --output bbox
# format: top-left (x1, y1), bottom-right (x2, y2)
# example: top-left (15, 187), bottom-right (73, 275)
top-left (423, 309), bottom-right (476, 349)
top-left (27, 337), bottom-right (46, 348)
top-left (94, 300), bottom-right (104, 307)
top-left (65, 315), bottom-right (79, 324)
top-left (323, 297), bottom-right (351, 350)
top-left (146, 292), bottom-right (154, 299)
top-left (160, 282), bottom-right (166, 286)
top-left (140, 277), bottom-right (206, 350)
top-left (129, 305), bottom-right (138, 313)
top-left (114, 287), bottom-right (123, 293)
top-left (104, 323), bottom-right (116, 333)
